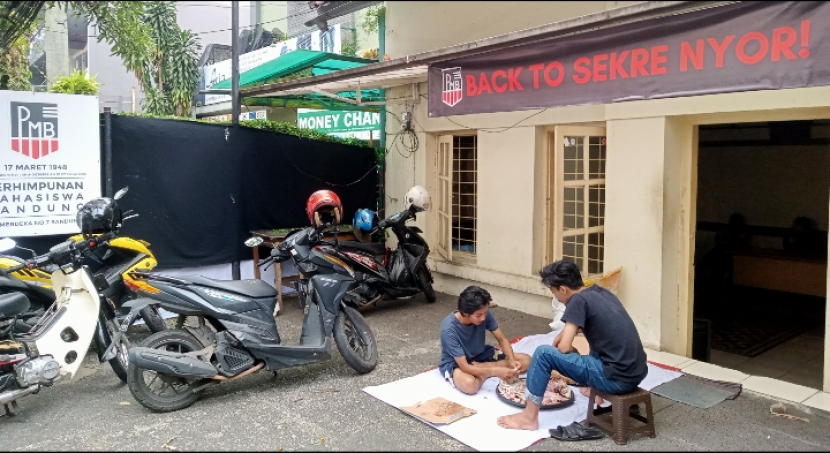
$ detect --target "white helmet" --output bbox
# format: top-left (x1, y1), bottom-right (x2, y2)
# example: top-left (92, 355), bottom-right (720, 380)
top-left (405, 185), bottom-right (431, 212)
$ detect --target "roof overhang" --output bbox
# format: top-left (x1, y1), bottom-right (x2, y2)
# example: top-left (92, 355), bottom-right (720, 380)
top-left (240, 1), bottom-right (735, 104)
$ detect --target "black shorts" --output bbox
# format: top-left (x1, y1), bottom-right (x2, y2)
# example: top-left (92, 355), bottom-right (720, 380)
top-left (439, 345), bottom-right (506, 387)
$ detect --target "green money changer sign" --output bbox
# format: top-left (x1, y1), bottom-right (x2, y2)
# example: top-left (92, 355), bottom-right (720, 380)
top-left (296, 109), bottom-right (380, 135)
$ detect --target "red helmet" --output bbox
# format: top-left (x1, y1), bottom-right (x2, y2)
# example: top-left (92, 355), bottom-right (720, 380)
top-left (306, 190), bottom-right (342, 227)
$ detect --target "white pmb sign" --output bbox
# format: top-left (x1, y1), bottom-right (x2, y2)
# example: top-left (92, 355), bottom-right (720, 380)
top-left (0, 92), bottom-right (101, 237)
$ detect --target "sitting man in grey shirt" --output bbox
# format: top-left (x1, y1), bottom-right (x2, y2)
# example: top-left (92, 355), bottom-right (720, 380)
top-left (498, 260), bottom-right (648, 431)
top-left (438, 285), bottom-right (532, 395)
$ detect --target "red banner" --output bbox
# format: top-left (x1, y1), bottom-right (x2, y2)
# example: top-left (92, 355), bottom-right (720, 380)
top-left (428, 2), bottom-right (830, 117)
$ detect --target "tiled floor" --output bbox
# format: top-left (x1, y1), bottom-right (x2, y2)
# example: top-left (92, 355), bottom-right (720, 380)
top-left (709, 331), bottom-right (825, 389)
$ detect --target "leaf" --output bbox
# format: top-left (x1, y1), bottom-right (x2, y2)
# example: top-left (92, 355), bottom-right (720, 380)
top-left (60, 1), bottom-right (200, 118)
top-left (49, 68), bottom-right (102, 95)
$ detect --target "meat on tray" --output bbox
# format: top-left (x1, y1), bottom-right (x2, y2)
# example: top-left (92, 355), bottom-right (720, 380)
top-left (497, 375), bottom-right (573, 406)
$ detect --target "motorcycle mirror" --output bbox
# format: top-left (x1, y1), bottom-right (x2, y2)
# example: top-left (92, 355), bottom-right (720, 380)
top-left (0, 238), bottom-right (17, 252)
top-left (245, 236), bottom-right (264, 248)
top-left (113, 186), bottom-right (129, 200)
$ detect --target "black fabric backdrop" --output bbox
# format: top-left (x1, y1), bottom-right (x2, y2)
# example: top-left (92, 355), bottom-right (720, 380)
top-left (9, 115), bottom-right (377, 269)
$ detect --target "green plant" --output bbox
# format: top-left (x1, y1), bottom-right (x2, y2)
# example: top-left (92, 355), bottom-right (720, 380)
top-left (132, 2), bottom-right (201, 116)
top-left (270, 227), bottom-right (302, 234)
top-left (60, 1), bottom-right (200, 117)
top-left (341, 38), bottom-right (358, 57)
top-left (115, 113), bottom-right (382, 162)
top-left (0, 30), bottom-right (32, 90)
top-left (360, 4), bottom-right (385, 35)
top-left (49, 68), bottom-right (101, 94)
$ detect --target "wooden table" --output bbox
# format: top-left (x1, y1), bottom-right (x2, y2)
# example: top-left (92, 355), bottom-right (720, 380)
top-left (732, 248), bottom-right (827, 297)
top-left (249, 227), bottom-right (357, 309)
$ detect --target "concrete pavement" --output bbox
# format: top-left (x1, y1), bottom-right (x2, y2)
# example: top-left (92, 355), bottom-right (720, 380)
top-left (2, 291), bottom-right (829, 451)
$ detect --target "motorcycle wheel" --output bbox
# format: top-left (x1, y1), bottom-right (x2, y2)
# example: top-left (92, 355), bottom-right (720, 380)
top-left (127, 330), bottom-right (207, 412)
top-left (104, 320), bottom-right (129, 383)
top-left (416, 266), bottom-right (437, 303)
top-left (139, 304), bottom-right (168, 333)
top-left (333, 306), bottom-right (377, 374)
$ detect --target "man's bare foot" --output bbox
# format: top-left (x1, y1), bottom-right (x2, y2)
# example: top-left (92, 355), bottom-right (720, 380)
top-left (497, 412), bottom-right (539, 431)
top-left (580, 387), bottom-right (604, 405)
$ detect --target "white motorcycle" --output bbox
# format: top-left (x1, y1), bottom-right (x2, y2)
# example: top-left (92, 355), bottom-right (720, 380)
top-left (0, 216), bottom-right (132, 416)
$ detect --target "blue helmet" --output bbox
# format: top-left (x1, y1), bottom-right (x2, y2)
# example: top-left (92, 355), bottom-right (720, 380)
top-left (353, 209), bottom-right (375, 232)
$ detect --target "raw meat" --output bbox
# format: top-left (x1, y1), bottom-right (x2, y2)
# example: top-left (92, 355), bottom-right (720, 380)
top-left (497, 376), bottom-right (573, 407)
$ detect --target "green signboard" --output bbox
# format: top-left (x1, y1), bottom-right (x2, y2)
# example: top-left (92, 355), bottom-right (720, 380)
top-left (296, 109), bottom-right (381, 135)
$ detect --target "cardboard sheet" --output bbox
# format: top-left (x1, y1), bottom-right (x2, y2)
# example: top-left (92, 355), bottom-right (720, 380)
top-left (400, 397), bottom-right (477, 425)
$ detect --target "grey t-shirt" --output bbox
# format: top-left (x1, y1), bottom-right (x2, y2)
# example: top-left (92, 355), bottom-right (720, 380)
top-left (561, 285), bottom-right (648, 385)
top-left (439, 310), bottom-right (499, 370)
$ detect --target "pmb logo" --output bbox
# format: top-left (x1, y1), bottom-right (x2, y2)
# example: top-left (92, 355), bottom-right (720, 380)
top-left (11, 102), bottom-right (59, 160)
top-left (441, 67), bottom-right (462, 107)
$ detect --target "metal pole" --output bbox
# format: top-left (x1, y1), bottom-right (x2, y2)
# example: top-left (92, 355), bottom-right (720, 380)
top-left (231, 1), bottom-right (241, 127)
top-left (231, 0), bottom-right (241, 280)
top-left (378, 10), bottom-right (386, 218)
top-left (103, 107), bottom-right (113, 198)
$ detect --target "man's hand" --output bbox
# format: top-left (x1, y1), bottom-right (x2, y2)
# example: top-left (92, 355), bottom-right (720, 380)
top-left (553, 330), bottom-right (564, 347)
top-left (556, 322), bottom-right (579, 354)
top-left (508, 359), bottom-right (522, 373)
top-left (496, 365), bottom-right (519, 381)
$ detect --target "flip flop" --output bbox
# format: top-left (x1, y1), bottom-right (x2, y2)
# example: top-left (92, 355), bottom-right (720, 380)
top-left (549, 422), bottom-right (604, 441)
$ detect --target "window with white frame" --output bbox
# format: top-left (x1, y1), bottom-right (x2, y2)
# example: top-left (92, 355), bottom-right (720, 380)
top-left (550, 127), bottom-right (606, 276)
top-left (437, 134), bottom-right (477, 262)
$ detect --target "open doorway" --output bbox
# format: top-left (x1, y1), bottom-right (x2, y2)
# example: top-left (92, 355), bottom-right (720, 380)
top-left (693, 119), bottom-right (828, 390)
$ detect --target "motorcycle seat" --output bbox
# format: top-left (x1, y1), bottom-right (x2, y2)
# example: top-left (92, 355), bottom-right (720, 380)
top-left (0, 293), bottom-right (31, 319)
top-left (185, 276), bottom-right (278, 299)
top-left (339, 241), bottom-right (387, 256)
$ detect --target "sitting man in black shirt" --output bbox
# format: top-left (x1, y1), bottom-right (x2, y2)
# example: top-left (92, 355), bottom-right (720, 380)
top-left (498, 260), bottom-right (648, 431)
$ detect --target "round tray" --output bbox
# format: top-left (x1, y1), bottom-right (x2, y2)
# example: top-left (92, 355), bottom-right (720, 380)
top-left (496, 381), bottom-right (576, 410)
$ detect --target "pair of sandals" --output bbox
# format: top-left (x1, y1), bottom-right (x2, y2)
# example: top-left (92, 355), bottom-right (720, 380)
top-left (550, 422), bottom-right (604, 441)
top-left (550, 406), bottom-right (641, 441)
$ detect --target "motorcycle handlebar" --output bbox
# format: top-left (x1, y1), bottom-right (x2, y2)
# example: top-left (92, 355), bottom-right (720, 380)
top-left (7, 251), bottom-right (52, 273)
top-left (258, 255), bottom-right (277, 269)
top-left (6, 231), bottom-right (117, 273)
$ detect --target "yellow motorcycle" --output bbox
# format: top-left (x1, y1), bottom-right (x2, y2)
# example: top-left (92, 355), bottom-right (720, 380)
top-left (0, 199), bottom-right (167, 334)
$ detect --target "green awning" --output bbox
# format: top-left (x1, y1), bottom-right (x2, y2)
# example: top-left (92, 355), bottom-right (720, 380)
top-left (205, 50), bottom-right (382, 111)
top-left (210, 50), bottom-right (375, 91)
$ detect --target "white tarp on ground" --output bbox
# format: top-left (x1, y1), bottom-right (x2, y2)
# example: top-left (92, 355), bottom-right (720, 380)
top-left (363, 331), bottom-right (682, 452)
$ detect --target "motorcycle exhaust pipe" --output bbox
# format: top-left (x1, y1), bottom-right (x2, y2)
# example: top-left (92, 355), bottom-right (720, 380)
top-left (129, 347), bottom-right (218, 379)
top-left (0, 385), bottom-right (40, 406)
top-left (209, 362), bottom-right (264, 382)
top-left (356, 295), bottom-right (382, 312)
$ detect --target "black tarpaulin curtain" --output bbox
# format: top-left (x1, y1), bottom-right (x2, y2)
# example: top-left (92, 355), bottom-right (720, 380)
top-left (11, 115), bottom-right (377, 269)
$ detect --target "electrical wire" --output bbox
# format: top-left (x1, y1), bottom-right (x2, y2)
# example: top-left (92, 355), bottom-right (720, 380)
top-left (188, 4), bottom-right (354, 37)
top-left (87, 9), bottom-right (311, 38)
top-left (383, 109), bottom-right (419, 158)
top-left (191, 14), bottom-right (305, 36)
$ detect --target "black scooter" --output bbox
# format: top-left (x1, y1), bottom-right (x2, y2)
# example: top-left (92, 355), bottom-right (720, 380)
top-left (329, 206), bottom-right (436, 307)
top-left (111, 221), bottom-right (378, 412)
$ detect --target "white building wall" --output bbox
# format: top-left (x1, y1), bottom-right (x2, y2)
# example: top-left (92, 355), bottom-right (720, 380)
top-left (476, 128), bottom-right (538, 275)
top-left (385, 1), bottom-right (641, 57)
